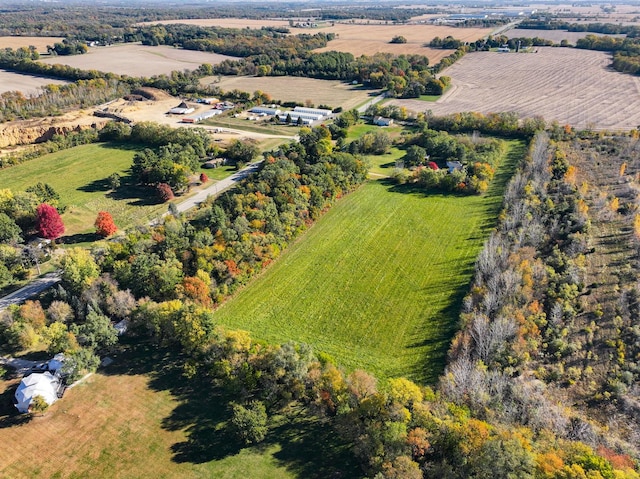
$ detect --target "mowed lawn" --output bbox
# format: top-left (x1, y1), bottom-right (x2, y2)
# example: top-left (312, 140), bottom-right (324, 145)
top-left (0, 143), bottom-right (166, 237)
top-left (0, 343), bottom-right (357, 478)
top-left (215, 140), bottom-right (525, 383)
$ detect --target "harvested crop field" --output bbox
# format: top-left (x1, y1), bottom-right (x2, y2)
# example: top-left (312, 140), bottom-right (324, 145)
top-left (388, 47), bottom-right (640, 131)
top-left (204, 75), bottom-right (378, 110)
top-left (138, 18), bottom-right (490, 61)
top-left (0, 69), bottom-right (68, 95)
top-left (0, 36), bottom-right (62, 53)
top-left (313, 23), bottom-right (491, 59)
top-left (38, 44), bottom-right (238, 77)
top-left (505, 28), bottom-right (625, 44)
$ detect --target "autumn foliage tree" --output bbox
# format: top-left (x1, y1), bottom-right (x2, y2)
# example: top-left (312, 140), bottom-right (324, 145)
top-left (36, 203), bottom-right (64, 240)
top-left (156, 183), bottom-right (174, 202)
top-left (94, 211), bottom-right (117, 237)
top-left (199, 173), bottom-right (208, 183)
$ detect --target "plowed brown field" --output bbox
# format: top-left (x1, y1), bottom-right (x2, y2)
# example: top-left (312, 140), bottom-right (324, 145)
top-left (0, 36), bottom-right (63, 53)
top-left (388, 47), bottom-right (640, 131)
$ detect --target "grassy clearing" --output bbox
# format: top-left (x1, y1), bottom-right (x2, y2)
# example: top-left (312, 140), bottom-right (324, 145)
top-left (364, 147), bottom-right (406, 177)
top-left (0, 143), bottom-right (170, 238)
top-left (202, 117), bottom-right (297, 136)
top-left (0, 342), bottom-right (358, 479)
top-left (215, 140), bottom-right (525, 383)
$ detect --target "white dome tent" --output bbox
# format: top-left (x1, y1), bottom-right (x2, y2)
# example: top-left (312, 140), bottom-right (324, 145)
top-left (14, 372), bottom-right (60, 413)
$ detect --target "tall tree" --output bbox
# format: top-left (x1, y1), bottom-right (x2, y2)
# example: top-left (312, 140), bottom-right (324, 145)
top-left (36, 203), bottom-right (64, 240)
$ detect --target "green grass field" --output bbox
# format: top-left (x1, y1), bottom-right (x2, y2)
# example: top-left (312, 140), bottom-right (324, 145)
top-left (0, 143), bottom-right (170, 238)
top-left (215, 140), bottom-right (525, 383)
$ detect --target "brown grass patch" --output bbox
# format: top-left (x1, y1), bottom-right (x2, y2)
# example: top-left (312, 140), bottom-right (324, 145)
top-left (0, 69), bottom-right (68, 95)
top-left (204, 75), bottom-right (377, 110)
top-left (0, 36), bottom-right (63, 53)
top-left (38, 44), bottom-right (238, 77)
top-left (388, 47), bottom-right (640, 131)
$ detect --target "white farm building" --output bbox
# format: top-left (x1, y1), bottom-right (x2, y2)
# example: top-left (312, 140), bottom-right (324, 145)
top-left (181, 109), bottom-right (222, 123)
top-left (249, 106), bottom-right (282, 116)
top-left (293, 106), bottom-right (332, 117)
top-left (168, 102), bottom-right (195, 115)
top-left (14, 372), bottom-right (62, 413)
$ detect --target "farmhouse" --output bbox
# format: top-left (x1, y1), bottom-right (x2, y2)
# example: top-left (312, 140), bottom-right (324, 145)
top-left (446, 160), bottom-right (463, 173)
top-left (14, 371), bottom-right (62, 413)
top-left (373, 116), bottom-right (394, 126)
top-left (168, 102), bottom-right (195, 115)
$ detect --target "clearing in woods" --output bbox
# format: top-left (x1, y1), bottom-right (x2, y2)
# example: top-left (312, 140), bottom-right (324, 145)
top-left (214, 139), bottom-right (525, 383)
top-left (0, 342), bottom-right (359, 478)
top-left (388, 47), bottom-right (640, 131)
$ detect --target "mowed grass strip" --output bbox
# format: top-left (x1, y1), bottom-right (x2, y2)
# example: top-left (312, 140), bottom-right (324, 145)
top-left (215, 140), bottom-right (525, 383)
top-left (0, 143), bottom-right (166, 237)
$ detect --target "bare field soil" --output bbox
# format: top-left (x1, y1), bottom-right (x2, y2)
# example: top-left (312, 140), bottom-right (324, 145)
top-left (0, 36), bottom-right (63, 53)
top-left (313, 23), bottom-right (491, 58)
top-left (505, 28), bottom-right (625, 44)
top-left (204, 75), bottom-right (378, 110)
top-left (0, 69), bottom-right (68, 95)
top-left (388, 47), bottom-right (640, 131)
top-left (530, 3), bottom-right (640, 24)
top-left (38, 44), bottom-right (238, 77)
top-left (138, 18), bottom-right (490, 61)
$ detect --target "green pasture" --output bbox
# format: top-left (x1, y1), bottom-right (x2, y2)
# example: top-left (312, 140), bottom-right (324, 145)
top-left (202, 117), bottom-right (298, 136)
top-left (0, 143), bottom-right (168, 238)
top-left (216, 140), bottom-right (525, 383)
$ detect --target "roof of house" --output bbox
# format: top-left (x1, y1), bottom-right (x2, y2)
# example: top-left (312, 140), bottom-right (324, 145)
top-left (15, 372), bottom-right (60, 413)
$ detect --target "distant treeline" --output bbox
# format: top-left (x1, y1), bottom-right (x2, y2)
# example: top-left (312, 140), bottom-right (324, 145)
top-left (519, 19), bottom-right (640, 37)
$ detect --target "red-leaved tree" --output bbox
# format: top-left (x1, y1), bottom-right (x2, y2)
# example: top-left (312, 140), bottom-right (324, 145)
top-left (36, 203), bottom-right (64, 240)
top-left (156, 183), bottom-right (174, 202)
top-left (200, 173), bottom-right (209, 183)
top-left (94, 211), bottom-right (117, 237)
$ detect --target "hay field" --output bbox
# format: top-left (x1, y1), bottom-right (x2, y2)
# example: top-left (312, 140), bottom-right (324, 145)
top-left (0, 69), bottom-right (68, 95)
top-left (388, 47), bottom-right (640, 131)
top-left (38, 44), bottom-right (238, 77)
top-left (505, 28), bottom-right (625, 44)
top-left (138, 17), bottom-right (491, 61)
top-left (0, 36), bottom-right (62, 53)
top-left (204, 75), bottom-right (377, 110)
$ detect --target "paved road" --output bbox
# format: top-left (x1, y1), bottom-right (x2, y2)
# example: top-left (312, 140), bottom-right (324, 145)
top-left (358, 93), bottom-right (387, 114)
top-left (0, 272), bottom-right (61, 312)
top-left (176, 160), bottom-right (264, 214)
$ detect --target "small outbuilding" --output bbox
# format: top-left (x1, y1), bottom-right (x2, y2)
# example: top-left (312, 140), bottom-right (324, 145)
top-left (373, 116), bottom-right (394, 126)
top-left (14, 372), bottom-right (61, 413)
top-left (169, 102), bottom-right (195, 115)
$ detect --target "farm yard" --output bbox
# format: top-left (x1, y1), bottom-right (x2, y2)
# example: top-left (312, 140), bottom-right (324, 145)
top-left (504, 28), bottom-right (625, 44)
top-left (204, 76), bottom-right (378, 111)
top-left (214, 140), bottom-right (524, 383)
top-left (38, 44), bottom-right (238, 77)
top-left (388, 47), bottom-right (640, 131)
top-left (0, 69), bottom-right (68, 95)
top-left (0, 36), bottom-right (63, 53)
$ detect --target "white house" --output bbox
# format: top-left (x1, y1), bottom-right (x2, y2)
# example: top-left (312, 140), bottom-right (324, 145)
top-left (373, 116), bottom-right (394, 126)
top-left (14, 372), bottom-right (61, 413)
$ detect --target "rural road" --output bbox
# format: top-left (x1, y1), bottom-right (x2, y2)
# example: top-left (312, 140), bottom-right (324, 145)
top-left (358, 93), bottom-right (387, 114)
top-left (175, 160), bottom-right (265, 214)
top-left (0, 272), bottom-right (61, 312)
